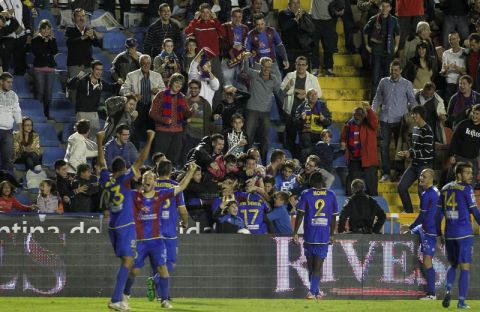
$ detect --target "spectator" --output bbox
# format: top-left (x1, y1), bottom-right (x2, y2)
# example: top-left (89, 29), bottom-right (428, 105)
top-left (338, 179), bottom-right (386, 233)
top-left (274, 160), bottom-right (300, 193)
top-left (242, 0), bottom-right (264, 29)
top-left (182, 37), bottom-right (198, 78)
top-left (213, 85), bottom-right (249, 129)
top-left (31, 19), bottom-right (58, 118)
top-left (312, 129), bottom-right (343, 189)
top-left (333, 0), bottom-right (355, 55)
top-left (310, 0), bottom-right (338, 76)
top-left (221, 7), bottom-right (249, 88)
top-left (144, 3), bottom-right (183, 57)
top-left (103, 0), bottom-right (130, 25)
top-left (341, 102), bottom-right (379, 196)
top-left (466, 33), bottom-right (480, 93)
top-left (54, 159), bottom-right (78, 210)
top-left (154, 38), bottom-right (182, 85)
top-left (37, 179), bottom-right (64, 214)
top-left (395, 0), bottom-right (424, 51)
top-left (188, 133), bottom-right (225, 171)
top-left (281, 56), bottom-right (322, 152)
top-left (404, 40), bottom-right (437, 89)
top-left (64, 119), bottom-right (98, 174)
top-left (265, 149), bottom-right (286, 177)
top-left (357, 0), bottom-right (381, 27)
top-left (0, 180), bottom-right (36, 213)
top-left (215, 200), bottom-right (248, 233)
top-left (187, 0), bottom-right (232, 24)
top-left (0, 0), bottom-right (30, 75)
top-left (448, 104), bottom-right (480, 185)
top-left (245, 13), bottom-right (288, 79)
top-left (149, 73), bottom-right (192, 166)
top-left (277, 0), bottom-right (306, 71)
top-left (440, 31), bottom-right (467, 105)
top-left (401, 21), bottom-right (435, 69)
top-left (0, 72), bottom-right (22, 173)
top-left (67, 60), bottom-right (122, 140)
top-left (120, 54), bottom-right (165, 147)
top-left (363, 0), bottom-right (400, 95)
top-left (468, 0), bottom-right (480, 32)
top-left (441, 0), bottom-right (469, 49)
top-left (414, 82), bottom-right (447, 143)
top-left (13, 117), bottom-right (41, 172)
top-left (183, 79), bottom-right (214, 159)
top-left (110, 38), bottom-right (141, 82)
top-left (223, 113), bottom-right (248, 157)
top-left (0, 11), bottom-right (19, 72)
top-left (446, 75), bottom-right (480, 129)
top-left (66, 8), bottom-right (99, 105)
top-left (267, 191), bottom-right (293, 234)
top-left (397, 105), bottom-right (434, 213)
top-left (70, 163), bottom-right (100, 213)
top-left (103, 94), bottom-right (138, 144)
top-left (188, 48), bottom-right (220, 106)
top-left (372, 60), bottom-right (416, 182)
top-left (104, 124), bottom-right (138, 171)
top-left (293, 89), bottom-right (332, 160)
top-left (242, 53), bottom-right (281, 160)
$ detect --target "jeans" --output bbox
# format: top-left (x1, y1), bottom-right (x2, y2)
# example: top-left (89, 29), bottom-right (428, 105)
top-left (0, 129), bottom-right (14, 172)
top-left (380, 121), bottom-right (401, 175)
top-left (397, 165), bottom-right (428, 213)
top-left (442, 15), bottom-right (469, 49)
top-left (153, 131), bottom-right (183, 167)
top-left (371, 53), bottom-right (392, 98)
top-left (333, 0), bottom-right (355, 52)
top-left (311, 18), bottom-right (336, 70)
top-left (245, 109), bottom-right (271, 161)
top-left (33, 70), bottom-right (55, 117)
top-left (0, 36), bottom-right (28, 75)
top-left (16, 152), bottom-right (40, 171)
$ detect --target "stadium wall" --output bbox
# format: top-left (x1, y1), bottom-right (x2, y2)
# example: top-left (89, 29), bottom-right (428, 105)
top-left (0, 215), bottom-right (479, 299)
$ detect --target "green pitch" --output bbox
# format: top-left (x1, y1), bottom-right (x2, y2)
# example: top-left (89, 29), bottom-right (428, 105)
top-left (0, 298), bottom-right (479, 312)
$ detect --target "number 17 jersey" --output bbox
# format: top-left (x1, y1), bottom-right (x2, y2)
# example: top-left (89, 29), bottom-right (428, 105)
top-left (297, 188), bottom-right (338, 244)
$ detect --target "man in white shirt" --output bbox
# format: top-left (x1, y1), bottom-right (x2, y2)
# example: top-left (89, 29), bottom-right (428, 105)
top-left (441, 31), bottom-right (467, 107)
top-left (64, 119), bottom-right (98, 173)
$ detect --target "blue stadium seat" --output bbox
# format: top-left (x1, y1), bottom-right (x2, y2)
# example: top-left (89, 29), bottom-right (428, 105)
top-left (16, 191), bottom-right (33, 205)
top-left (332, 188), bottom-right (345, 196)
top-left (25, 52), bottom-right (34, 69)
top-left (35, 123), bottom-right (59, 147)
top-left (102, 31), bottom-right (127, 54)
top-left (62, 123), bottom-right (75, 143)
top-left (20, 99), bottom-right (42, 111)
top-left (33, 9), bottom-right (56, 30)
top-left (55, 53), bottom-right (67, 71)
top-left (12, 75), bottom-right (33, 98)
top-left (50, 99), bottom-right (75, 122)
top-left (42, 147), bottom-right (66, 168)
top-left (269, 127), bottom-right (280, 144)
top-left (269, 95), bottom-right (280, 121)
top-left (383, 221), bottom-right (400, 234)
top-left (54, 30), bottom-right (66, 48)
top-left (336, 195), bottom-right (347, 212)
top-left (133, 32), bottom-right (145, 52)
top-left (93, 53), bottom-right (111, 67)
top-left (330, 124), bottom-right (341, 144)
top-left (331, 174), bottom-right (342, 190)
top-left (332, 154), bottom-right (347, 168)
top-left (91, 10), bottom-right (107, 20)
top-left (22, 110), bottom-right (48, 123)
top-left (94, 26), bottom-right (108, 33)
top-left (373, 196), bottom-right (390, 213)
top-left (51, 77), bottom-right (65, 99)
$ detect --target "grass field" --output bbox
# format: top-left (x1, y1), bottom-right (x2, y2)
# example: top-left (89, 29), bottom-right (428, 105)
top-left (0, 298), bottom-right (479, 312)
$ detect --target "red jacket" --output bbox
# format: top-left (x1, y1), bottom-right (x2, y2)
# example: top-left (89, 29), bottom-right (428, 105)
top-left (0, 196), bottom-right (31, 213)
top-left (185, 18), bottom-right (225, 56)
top-left (395, 0), bottom-right (423, 16)
top-left (341, 108), bottom-right (379, 168)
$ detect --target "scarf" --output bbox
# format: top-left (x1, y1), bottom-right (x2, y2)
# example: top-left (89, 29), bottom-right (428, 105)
top-left (370, 14), bottom-right (394, 54)
top-left (158, 50), bottom-right (180, 64)
top-left (346, 119), bottom-right (361, 159)
top-left (160, 89), bottom-right (187, 125)
top-left (199, 52), bottom-right (210, 79)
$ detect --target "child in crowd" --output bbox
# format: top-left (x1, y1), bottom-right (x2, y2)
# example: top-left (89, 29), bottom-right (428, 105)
top-left (70, 163), bottom-right (100, 213)
top-left (275, 160), bottom-right (300, 193)
top-left (37, 179), bottom-right (64, 214)
top-left (182, 37), bottom-right (198, 76)
top-left (213, 85), bottom-right (249, 129)
top-left (153, 38), bottom-right (181, 85)
top-left (0, 180), bottom-right (37, 213)
top-left (312, 129), bottom-right (344, 189)
top-left (267, 191), bottom-right (293, 235)
top-left (224, 113), bottom-right (248, 157)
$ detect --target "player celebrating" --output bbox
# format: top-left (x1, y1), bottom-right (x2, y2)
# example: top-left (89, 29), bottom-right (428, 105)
top-left (123, 164), bottom-right (197, 309)
top-left (437, 162), bottom-right (480, 309)
top-left (405, 168), bottom-right (440, 300)
top-left (96, 130), bottom-right (155, 311)
top-left (237, 192), bottom-right (272, 234)
top-left (293, 172), bottom-right (338, 300)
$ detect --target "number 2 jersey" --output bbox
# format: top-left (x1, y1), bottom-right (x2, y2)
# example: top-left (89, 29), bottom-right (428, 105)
top-left (438, 181), bottom-right (480, 240)
top-left (100, 168), bottom-right (136, 229)
top-left (156, 179), bottom-right (186, 239)
top-left (296, 188), bottom-right (338, 244)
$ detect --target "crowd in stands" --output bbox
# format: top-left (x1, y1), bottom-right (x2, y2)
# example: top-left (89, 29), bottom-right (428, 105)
top-left (0, 0), bottom-right (480, 235)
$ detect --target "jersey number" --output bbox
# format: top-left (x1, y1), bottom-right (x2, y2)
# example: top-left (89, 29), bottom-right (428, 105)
top-left (243, 209), bottom-right (259, 225)
top-left (162, 198), bottom-right (171, 209)
top-left (105, 185), bottom-right (124, 206)
top-left (314, 199), bottom-right (325, 217)
top-left (445, 193), bottom-right (457, 211)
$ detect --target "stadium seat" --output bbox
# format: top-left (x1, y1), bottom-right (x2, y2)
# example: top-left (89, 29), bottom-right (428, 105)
top-left (94, 26), bottom-right (108, 33)
top-left (35, 123), bottom-right (60, 147)
top-left (331, 174), bottom-right (342, 190)
top-left (51, 77), bottom-right (66, 99)
top-left (336, 195), bottom-right (347, 212)
top-left (42, 147), bottom-right (66, 168)
top-left (12, 75), bottom-right (33, 98)
top-left (93, 53), bottom-right (111, 67)
top-left (383, 221), bottom-right (401, 234)
top-left (54, 30), bottom-right (66, 48)
top-left (22, 110), bottom-right (48, 123)
top-left (91, 9), bottom-right (107, 21)
top-left (331, 188), bottom-right (345, 196)
top-left (269, 127), bottom-right (280, 144)
top-left (33, 9), bottom-right (57, 30)
top-left (102, 31), bottom-right (127, 54)
top-left (51, 108), bottom-right (76, 123)
top-left (330, 125), bottom-right (341, 144)
top-left (62, 123), bottom-right (75, 143)
top-left (55, 53), bottom-right (67, 71)
top-left (373, 196), bottom-right (390, 213)
top-left (332, 154), bottom-right (347, 168)
top-left (20, 99), bottom-right (43, 112)
top-left (270, 95), bottom-right (281, 121)
top-left (16, 191), bottom-right (33, 205)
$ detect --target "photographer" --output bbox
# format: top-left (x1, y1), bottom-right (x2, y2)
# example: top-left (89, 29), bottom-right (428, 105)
top-left (153, 38), bottom-right (181, 85)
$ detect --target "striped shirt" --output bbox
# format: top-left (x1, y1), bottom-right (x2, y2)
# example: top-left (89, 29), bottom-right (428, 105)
top-left (143, 20), bottom-right (183, 57)
top-left (0, 90), bottom-right (22, 130)
top-left (140, 75), bottom-right (151, 106)
top-left (409, 123), bottom-right (434, 167)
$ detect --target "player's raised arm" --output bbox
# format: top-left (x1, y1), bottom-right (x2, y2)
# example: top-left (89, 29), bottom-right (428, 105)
top-left (96, 131), bottom-right (107, 170)
top-left (174, 162), bottom-right (198, 196)
top-left (132, 130), bottom-right (156, 171)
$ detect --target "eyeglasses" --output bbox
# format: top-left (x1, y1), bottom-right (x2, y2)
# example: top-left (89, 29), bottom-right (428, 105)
top-left (296, 63), bottom-right (308, 67)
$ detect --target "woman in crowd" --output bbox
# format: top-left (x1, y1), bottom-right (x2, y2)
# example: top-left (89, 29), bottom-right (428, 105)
top-left (0, 180), bottom-right (37, 213)
top-left (13, 117), bottom-right (42, 172)
top-left (404, 41), bottom-right (437, 89)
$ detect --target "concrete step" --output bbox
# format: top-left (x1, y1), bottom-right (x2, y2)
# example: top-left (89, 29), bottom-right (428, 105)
top-left (333, 54), bottom-right (363, 67)
top-left (273, 0), bottom-right (311, 10)
top-left (332, 111), bottom-right (352, 122)
top-left (378, 182), bottom-right (418, 194)
top-left (318, 77), bottom-right (370, 89)
top-left (381, 193), bottom-right (420, 206)
top-left (332, 65), bottom-right (365, 77)
top-left (328, 100), bottom-right (365, 112)
top-left (322, 88), bottom-right (370, 101)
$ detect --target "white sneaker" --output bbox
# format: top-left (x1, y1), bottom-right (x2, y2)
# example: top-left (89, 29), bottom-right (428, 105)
top-left (379, 174), bottom-right (390, 182)
top-left (108, 301), bottom-right (130, 311)
top-left (161, 300), bottom-right (173, 309)
top-left (419, 295), bottom-right (436, 300)
top-left (122, 295), bottom-right (130, 309)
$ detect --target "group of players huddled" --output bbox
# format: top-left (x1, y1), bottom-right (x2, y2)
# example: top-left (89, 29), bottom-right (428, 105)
top-left (97, 128), bottom-right (480, 311)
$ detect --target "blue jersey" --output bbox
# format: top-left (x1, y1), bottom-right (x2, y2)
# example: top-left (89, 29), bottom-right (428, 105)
top-left (156, 179), bottom-right (185, 238)
top-left (296, 188), bottom-right (338, 244)
top-left (438, 181), bottom-right (480, 240)
top-left (274, 174), bottom-right (300, 192)
top-left (100, 168), bottom-right (136, 228)
top-left (211, 191), bottom-right (249, 214)
top-left (237, 193), bottom-right (269, 234)
top-left (409, 186), bottom-right (439, 236)
top-left (132, 188), bottom-right (174, 241)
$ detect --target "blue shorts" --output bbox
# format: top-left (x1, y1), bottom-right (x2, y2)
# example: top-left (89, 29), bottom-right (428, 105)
top-left (134, 239), bottom-right (167, 269)
top-left (445, 237), bottom-right (474, 265)
top-left (420, 235), bottom-right (437, 257)
top-left (108, 226), bottom-right (136, 258)
top-left (304, 243), bottom-right (329, 259)
top-left (163, 238), bottom-right (178, 264)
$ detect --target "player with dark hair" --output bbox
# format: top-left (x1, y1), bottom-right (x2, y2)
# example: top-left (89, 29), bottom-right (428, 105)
top-left (405, 168), bottom-right (439, 300)
top-left (438, 162), bottom-right (480, 309)
top-left (293, 171), bottom-right (338, 300)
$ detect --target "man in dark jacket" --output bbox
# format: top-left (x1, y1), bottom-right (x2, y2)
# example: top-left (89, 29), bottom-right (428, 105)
top-left (70, 163), bottom-right (100, 213)
top-left (188, 133), bottom-right (225, 171)
top-left (338, 179), bottom-right (386, 233)
top-left (0, 11), bottom-right (19, 72)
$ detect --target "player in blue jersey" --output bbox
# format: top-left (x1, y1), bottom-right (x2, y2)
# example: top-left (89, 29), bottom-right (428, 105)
top-left (237, 192), bottom-right (272, 234)
top-left (123, 163), bottom-right (197, 309)
top-left (96, 130), bottom-right (155, 311)
top-left (294, 171), bottom-right (338, 300)
top-left (211, 173), bottom-right (249, 218)
top-left (405, 168), bottom-right (440, 300)
top-left (437, 162), bottom-right (480, 309)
